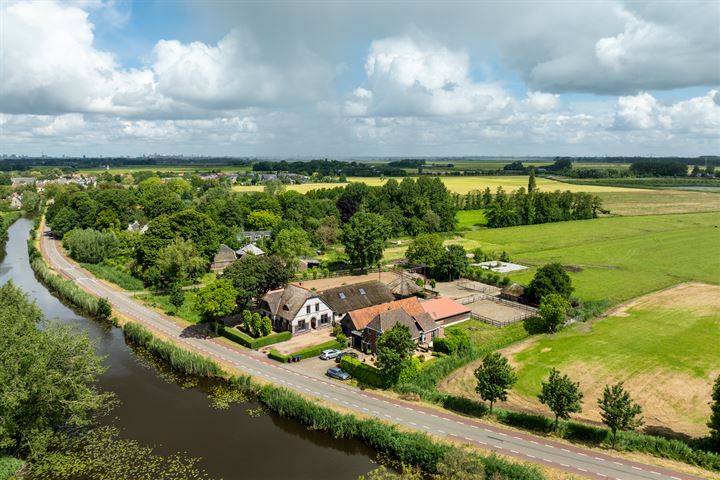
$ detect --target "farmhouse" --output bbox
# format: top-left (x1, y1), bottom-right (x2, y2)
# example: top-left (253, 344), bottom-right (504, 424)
top-left (259, 284), bottom-right (333, 334)
top-left (361, 309), bottom-right (440, 353)
top-left (421, 297), bottom-right (471, 327)
top-left (320, 280), bottom-right (395, 323)
top-left (210, 244), bottom-right (237, 272)
top-left (341, 297), bottom-right (426, 345)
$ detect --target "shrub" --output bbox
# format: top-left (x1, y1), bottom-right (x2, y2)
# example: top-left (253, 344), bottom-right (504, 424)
top-left (123, 322), bottom-right (222, 377)
top-left (340, 357), bottom-right (387, 388)
top-left (220, 327), bottom-right (291, 349)
top-left (62, 228), bottom-right (119, 264)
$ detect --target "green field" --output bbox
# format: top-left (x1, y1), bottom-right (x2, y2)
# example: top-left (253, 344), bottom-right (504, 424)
top-left (456, 210), bottom-right (487, 230)
top-left (442, 284), bottom-right (720, 436)
top-left (233, 175), bottom-right (643, 195)
top-left (459, 212), bottom-right (720, 303)
top-left (597, 190), bottom-right (720, 216)
top-left (510, 285), bottom-right (720, 435)
top-left (136, 291), bottom-right (201, 324)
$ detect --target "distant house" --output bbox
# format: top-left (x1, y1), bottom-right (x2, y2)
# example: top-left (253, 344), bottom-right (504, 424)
top-left (211, 244), bottom-right (237, 272)
top-left (127, 220), bottom-right (149, 234)
top-left (421, 297), bottom-right (471, 327)
top-left (237, 230), bottom-right (272, 243)
top-left (342, 297), bottom-right (426, 348)
top-left (361, 309), bottom-right (440, 353)
top-left (236, 243), bottom-right (265, 257)
top-left (8, 192), bottom-right (22, 209)
top-left (320, 280), bottom-right (395, 323)
top-left (500, 283), bottom-right (525, 303)
top-left (259, 284), bottom-right (333, 334)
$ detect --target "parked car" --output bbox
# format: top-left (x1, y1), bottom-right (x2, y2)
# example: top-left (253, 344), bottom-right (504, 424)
top-left (335, 351), bottom-right (359, 363)
top-left (319, 349), bottom-right (341, 360)
top-left (326, 367), bottom-right (351, 380)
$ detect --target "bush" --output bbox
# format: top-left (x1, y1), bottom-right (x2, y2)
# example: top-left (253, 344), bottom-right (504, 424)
top-left (220, 327), bottom-right (291, 349)
top-left (432, 329), bottom-right (471, 355)
top-left (340, 357), bottom-right (387, 388)
top-left (62, 228), bottom-right (119, 264)
top-left (123, 322), bottom-right (223, 377)
top-left (268, 338), bottom-right (345, 362)
top-left (80, 262), bottom-right (145, 291)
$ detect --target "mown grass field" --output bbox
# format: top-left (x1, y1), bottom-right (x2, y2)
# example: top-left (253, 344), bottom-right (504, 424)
top-left (458, 212), bottom-right (720, 303)
top-left (441, 284), bottom-right (720, 436)
top-left (456, 210), bottom-right (487, 230)
top-left (233, 175), bottom-right (643, 195)
top-left (596, 190), bottom-right (720, 216)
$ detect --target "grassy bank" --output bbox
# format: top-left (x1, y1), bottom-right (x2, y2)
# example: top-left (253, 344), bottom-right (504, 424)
top-left (0, 212), bottom-right (21, 243)
top-left (122, 322), bottom-right (223, 378)
top-left (0, 454), bottom-right (23, 480)
top-left (136, 291), bottom-right (202, 323)
top-left (80, 262), bottom-right (145, 291)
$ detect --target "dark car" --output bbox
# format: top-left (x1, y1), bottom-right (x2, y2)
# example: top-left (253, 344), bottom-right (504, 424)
top-left (335, 351), bottom-right (359, 363)
top-left (326, 367), bottom-right (351, 381)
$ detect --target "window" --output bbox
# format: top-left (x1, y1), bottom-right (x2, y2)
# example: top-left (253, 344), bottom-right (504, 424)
top-left (338, 292), bottom-right (346, 299)
top-left (359, 288), bottom-right (366, 295)
top-left (431, 330), bottom-right (438, 339)
top-left (306, 305), bottom-right (311, 314)
top-left (297, 320), bottom-right (307, 331)
top-left (320, 314), bottom-right (329, 324)
top-left (315, 303), bottom-right (320, 312)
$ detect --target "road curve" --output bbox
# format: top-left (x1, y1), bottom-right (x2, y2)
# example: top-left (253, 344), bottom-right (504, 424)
top-left (40, 230), bottom-right (705, 480)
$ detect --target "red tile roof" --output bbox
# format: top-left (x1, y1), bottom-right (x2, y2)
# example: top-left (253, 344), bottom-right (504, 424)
top-left (346, 297), bottom-right (425, 330)
top-left (421, 297), bottom-right (471, 321)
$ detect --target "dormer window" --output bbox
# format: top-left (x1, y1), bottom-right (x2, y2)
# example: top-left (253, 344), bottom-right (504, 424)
top-left (338, 292), bottom-right (346, 299)
top-left (359, 288), bottom-right (366, 295)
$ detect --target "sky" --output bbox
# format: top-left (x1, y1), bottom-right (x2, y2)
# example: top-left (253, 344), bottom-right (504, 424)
top-left (1, 0), bottom-right (719, 157)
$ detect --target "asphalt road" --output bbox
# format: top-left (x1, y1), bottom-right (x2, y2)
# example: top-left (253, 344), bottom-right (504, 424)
top-left (41, 230), bottom-right (705, 480)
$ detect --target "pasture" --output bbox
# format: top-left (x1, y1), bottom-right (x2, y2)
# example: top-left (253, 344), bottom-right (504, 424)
top-left (459, 212), bottom-right (720, 303)
top-left (233, 175), bottom-right (643, 195)
top-left (456, 209), bottom-right (487, 229)
top-left (442, 283), bottom-right (720, 437)
top-left (596, 190), bottom-right (720, 216)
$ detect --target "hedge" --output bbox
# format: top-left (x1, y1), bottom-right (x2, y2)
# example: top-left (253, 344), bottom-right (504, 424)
top-left (268, 338), bottom-right (345, 363)
top-left (123, 322), bottom-right (223, 378)
top-left (221, 327), bottom-right (291, 349)
top-left (340, 356), bottom-right (387, 388)
top-left (244, 378), bottom-right (543, 479)
top-left (0, 211), bottom-right (21, 243)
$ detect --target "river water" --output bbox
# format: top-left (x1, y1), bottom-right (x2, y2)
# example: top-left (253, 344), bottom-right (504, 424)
top-left (0, 218), bottom-right (378, 480)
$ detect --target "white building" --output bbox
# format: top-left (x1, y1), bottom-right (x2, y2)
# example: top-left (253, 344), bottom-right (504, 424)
top-left (259, 284), bottom-right (334, 334)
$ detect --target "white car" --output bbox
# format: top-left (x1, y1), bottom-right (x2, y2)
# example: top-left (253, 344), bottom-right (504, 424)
top-left (319, 349), bottom-right (341, 360)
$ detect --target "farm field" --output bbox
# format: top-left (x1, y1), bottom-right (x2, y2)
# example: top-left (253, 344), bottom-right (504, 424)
top-left (458, 212), bottom-right (720, 303)
top-left (233, 175), bottom-right (644, 194)
top-left (440, 283), bottom-right (720, 437)
top-left (596, 190), bottom-right (720, 216)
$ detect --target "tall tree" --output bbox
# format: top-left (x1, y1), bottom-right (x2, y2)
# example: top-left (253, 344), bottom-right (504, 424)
top-left (272, 227), bottom-right (313, 267)
top-left (341, 212), bottom-right (391, 269)
top-left (223, 254), bottom-right (292, 308)
top-left (598, 382), bottom-right (643, 444)
top-left (154, 238), bottom-right (206, 288)
top-left (435, 244), bottom-right (469, 281)
top-left (474, 352), bottom-right (517, 412)
top-left (376, 323), bottom-right (415, 386)
top-left (405, 233), bottom-right (444, 270)
top-left (537, 293), bottom-right (570, 333)
top-left (709, 375), bottom-right (720, 446)
top-left (0, 282), bottom-right (110, 458)
top-left (538, 368), bottom-right (583, 429)
top-left (528, 168), bottom-right (537, 193)
top-left (526, 263), bottom-right (574, 304)
top-left (195, 279), bottom-right (237, 322)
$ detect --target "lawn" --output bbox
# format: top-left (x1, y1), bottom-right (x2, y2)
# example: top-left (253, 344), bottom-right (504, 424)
top-left (456, 209), bottom-right (487, 230)
top-left (459, 212), bottom-right (720, 303)
top-left (446, 319), bottom-right (527, 347)
top-left (136, 290), bottom-right (202, 324)
top-left (233, 175), bottom-right (643, 195)
top-left (505, 283), bottom-right (720, 436)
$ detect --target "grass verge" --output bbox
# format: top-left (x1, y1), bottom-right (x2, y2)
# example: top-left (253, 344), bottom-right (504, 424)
top-left (80, 262), bottom-right (145, 291)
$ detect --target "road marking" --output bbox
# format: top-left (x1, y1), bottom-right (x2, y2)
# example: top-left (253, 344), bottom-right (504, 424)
top-left (631, 466), bottom-right (642, 471)
top-left (577, 467), bottom-right (587, 472)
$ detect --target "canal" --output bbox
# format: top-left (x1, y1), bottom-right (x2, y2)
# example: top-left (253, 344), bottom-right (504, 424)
top-left (0, 218), bottom-right (378, 480)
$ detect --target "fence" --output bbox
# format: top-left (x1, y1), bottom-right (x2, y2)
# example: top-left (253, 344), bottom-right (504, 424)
top-left (469, 310), bottom-right (535, 327)
top-left (459, 291), bottom-right (539, 327)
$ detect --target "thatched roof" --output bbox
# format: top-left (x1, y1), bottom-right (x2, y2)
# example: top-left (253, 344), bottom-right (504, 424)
top-left (261, 284), bottom-right (317, 322)
top-left (214, 244), bottom-right (238, 263)
top-left (320, 281), bottom-right (394, 314)
top-left (502, 283), bottom-right (525, 297)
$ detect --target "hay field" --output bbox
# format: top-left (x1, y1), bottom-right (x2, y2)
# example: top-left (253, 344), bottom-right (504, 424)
top-left (441, 283), bottom-right (720, 437)
top-left (233, 176), bottom-right (643, 194)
